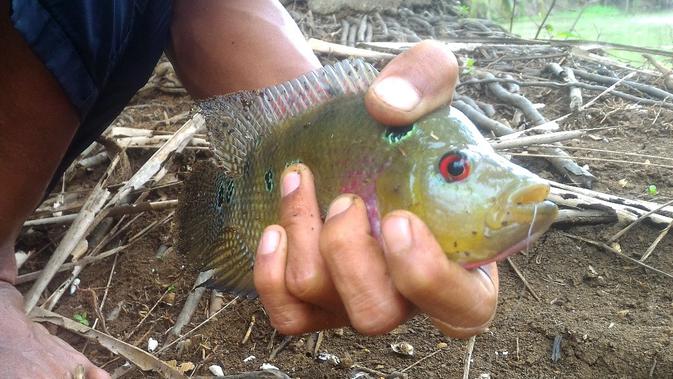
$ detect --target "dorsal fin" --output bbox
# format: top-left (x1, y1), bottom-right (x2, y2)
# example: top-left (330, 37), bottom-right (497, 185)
top-left (199, 59), bottom-right (378, 176)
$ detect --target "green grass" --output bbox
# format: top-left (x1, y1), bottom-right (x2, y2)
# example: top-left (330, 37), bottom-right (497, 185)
top-left (502, 5), bottom-right (673, 64)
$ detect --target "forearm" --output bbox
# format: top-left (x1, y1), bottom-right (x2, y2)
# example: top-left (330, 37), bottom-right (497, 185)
top-left (0, 1), bottom-right (80, 284)
top-left (169, 0), bottom-right (321, 98)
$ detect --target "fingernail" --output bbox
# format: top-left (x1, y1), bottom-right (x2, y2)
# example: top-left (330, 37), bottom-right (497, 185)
top-left (373, 77), bottom-right (422, 112)
top-left (259, 229), bottom-right (280, 255)
top-left (281, 171), bottom-right (300, 197)
top-left (325, 195), bottom-right (353, 220)
top-left (382, 216), bottom-right (412, 254)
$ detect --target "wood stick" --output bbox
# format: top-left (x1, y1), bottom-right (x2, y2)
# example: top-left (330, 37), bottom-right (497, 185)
top-left (549, 189), bottom-right (672, 226)
top-left (640, 220), bottom-right (673, 262)
top-left (559, 232), bottom-right (673, 279)
top-left (553, 209), bottom-right (617, 226)
top-left (550, 181), bottom-right (673, 217)
top-left (608, 199), bottom-right (673, 242)
top-left (308, 38), bottom-right (394, 60)
top-left (23, 174), bottom-right (112, 312)
top-left (170, 270), bottom-right (214, 338)
top-left (491, 129), bottom-right (587, 150)
top-left (460, 76), bottom-right (673, 110)
top-left (158, 296), bottom-right (239, 354)
top-left (110, 114), bottom-right (205, 206)
top-left (23, 199), bottom-right (178, 227)
top-left (475, 72), bottom-right (595, 187)
top-left (16, 245), bottom-right (126, 285)
top-left (462, 336), bottom-right (476, 379)
top-left (507, 258), bottom-right (541, 301)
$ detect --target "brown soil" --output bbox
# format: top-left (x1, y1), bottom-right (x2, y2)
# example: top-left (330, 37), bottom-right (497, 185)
top-left (16, 4), bottom-right (673, 379)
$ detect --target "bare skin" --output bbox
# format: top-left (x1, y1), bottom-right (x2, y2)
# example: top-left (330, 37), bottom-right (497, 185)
top-left (0, 0), bottom-right (498, 376)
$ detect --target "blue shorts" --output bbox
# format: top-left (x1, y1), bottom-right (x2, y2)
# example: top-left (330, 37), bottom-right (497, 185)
top-left (10, 0), bottom-right (172, 186)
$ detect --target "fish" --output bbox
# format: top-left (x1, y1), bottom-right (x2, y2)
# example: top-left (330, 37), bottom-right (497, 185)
top-left (176, 59), bottom-right (558, 298)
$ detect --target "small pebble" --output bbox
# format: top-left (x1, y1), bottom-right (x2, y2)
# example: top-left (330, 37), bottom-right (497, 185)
top-left (147, 337), bottom-right (159, 352)
top-left (260, 363), bottom-right (279, 371)
top-left (317, 352), bottom-right (340, 366)
top-left (551, 335), bottom-right (562, 362)
top-left (436, 342), bottom-right (448, 349)
top-left (391, 341), bottom-right (414, 356)
top-left (209, 364), bottom-right (224, 377)
top-left (69, 278), bottom-right (81, 295)
top-left (243, 355), bottom-right (256, 363)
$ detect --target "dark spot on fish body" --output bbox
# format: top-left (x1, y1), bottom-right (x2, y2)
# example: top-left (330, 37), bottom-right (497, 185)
top-left (471, 231), bottom-right (477, 236)
top-left (384, 125), bottom-right (414, 144)
top-left (225, 181), bottom-right (235, 205)
top-left (453, 241), bottom-right (458, 248)
top-left (216, 185), bottom-right (225, 208)
top-left (501, 221), bottom-right (509, 227)
top-left (264, 169), bottom-right (274, 192)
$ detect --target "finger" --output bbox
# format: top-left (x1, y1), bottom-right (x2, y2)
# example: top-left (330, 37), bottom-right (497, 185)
top-left (365, 40), bottom-right (459, 126)
top-left (381, 211), bottom-right (498, 339)
top-left (85, 366), bottom-right (111, 379)
top-left (279, 164), bottom-right (339, 308)
top-left (320, 195), bottom-right (411, 335)
top-left (254, 225), bottom-right (347, 335)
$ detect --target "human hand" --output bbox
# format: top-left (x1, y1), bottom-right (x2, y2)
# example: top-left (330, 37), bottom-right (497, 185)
top-left (254, 41), bottom-right (499, 338)
top-left (0, 282), bottom-right (111, 379)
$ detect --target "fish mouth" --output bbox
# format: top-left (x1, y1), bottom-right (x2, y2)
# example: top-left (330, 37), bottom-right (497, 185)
top-left (462, 199), bottom-right (557, 269)
top-left (462, 230), bottom-right (547, 269)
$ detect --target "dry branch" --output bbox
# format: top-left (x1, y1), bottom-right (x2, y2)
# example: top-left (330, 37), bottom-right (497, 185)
top-left (23, 173), bottom-right (112, 312)
top-left (170, 270), bottom-right (214, 338)
top-left (309, 38), bottom-right (395, 60)
top-left (460, 76), bottom-right (673, 110)
top-left (110, 114), bottom-right (205, 205)
top-left (543, 63), bottom-right (583, 111)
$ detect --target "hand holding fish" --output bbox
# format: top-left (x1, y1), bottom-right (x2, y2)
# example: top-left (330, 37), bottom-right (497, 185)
top-left (254, 164), bottom-right (499, 338)
top-left (179, 41), bottom-right (556, 337)
top-left (253, 43), bottom-right (498, 338)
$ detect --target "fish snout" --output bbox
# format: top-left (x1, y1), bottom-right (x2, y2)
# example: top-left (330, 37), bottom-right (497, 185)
top-left (485, 181), bottom-right (558, 231)
top-left (507, 181), bottom-right (558, 224)
top-left (510, 182), bottom-right (550, 205)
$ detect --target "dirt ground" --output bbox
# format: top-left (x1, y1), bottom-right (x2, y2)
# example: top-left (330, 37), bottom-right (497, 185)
top-left (16, 3), bottom-right (673, 379)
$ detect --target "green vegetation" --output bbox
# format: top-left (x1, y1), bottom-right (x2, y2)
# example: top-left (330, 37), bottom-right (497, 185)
top-left (648, 184), bottom-right (659, 196)
top-left (504, 5), bottom-right (673, 63)
top-left (73, 311), bottom-right (90, 326)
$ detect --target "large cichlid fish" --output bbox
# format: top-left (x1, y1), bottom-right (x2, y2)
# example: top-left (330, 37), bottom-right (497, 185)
top-left (177, 60), bottom-right (558, 298)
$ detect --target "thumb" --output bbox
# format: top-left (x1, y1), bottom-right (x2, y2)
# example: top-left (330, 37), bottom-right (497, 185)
top-left (365, 40), bottom-right (458, 126)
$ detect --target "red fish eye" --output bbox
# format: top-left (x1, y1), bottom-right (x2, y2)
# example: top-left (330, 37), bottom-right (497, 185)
top-left (439, 152), bottom-right (470, 182)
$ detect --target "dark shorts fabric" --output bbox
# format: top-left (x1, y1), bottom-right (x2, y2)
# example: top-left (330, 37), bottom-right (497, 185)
top-left (10, 0), bottom-right (172, 187)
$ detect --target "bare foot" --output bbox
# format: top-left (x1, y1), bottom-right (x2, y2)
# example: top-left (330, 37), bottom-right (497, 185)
top-left (0, 282), bottom-right (110, 379)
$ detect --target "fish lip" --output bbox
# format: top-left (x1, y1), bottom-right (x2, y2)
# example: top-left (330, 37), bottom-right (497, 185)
top-left (462, 200), bottom-right (558, 269)
top-left (510, 199), bottom-right (559, 221)
top-left (462, 231), bottom-right (546, 270)
top-left (484, 200), bottom-right (558, 236)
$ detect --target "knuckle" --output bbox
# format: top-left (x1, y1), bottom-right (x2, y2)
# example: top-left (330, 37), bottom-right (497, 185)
top-left (396, 265), bottom-right (437, 298)
top-left (266, 307), bottom-right (309, 336)
top-left (285, 268), bottom-right (322, 300)
top-left (347, 292), bottom-right (405, 336)
top-left (319, 230), bottom-right (351, 255)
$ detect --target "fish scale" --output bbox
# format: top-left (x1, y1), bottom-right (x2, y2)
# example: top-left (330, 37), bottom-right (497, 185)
top-left (176, 59), bottom-right (558, 298)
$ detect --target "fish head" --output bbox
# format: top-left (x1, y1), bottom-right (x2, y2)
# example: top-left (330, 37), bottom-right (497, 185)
top-left (376, 107), bottom-right (558, 266)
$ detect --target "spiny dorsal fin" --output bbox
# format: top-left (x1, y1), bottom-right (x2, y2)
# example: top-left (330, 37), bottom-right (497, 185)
top-left (199, 59), bottom-right (378, 176)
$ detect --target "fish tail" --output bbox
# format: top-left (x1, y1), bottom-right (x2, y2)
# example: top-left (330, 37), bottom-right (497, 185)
top-left (176, 160), bottom-right (256, 298)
